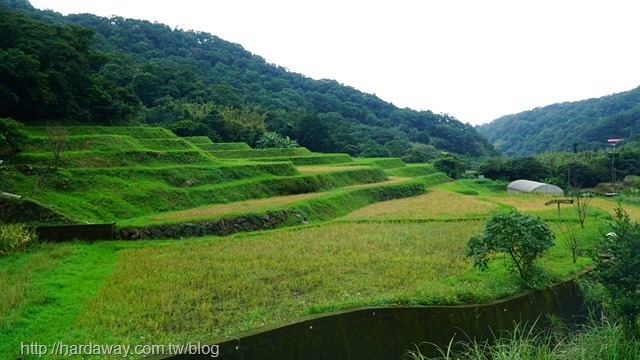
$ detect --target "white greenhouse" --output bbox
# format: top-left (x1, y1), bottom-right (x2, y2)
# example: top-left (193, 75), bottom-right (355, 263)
top-left (507, 180), bottom-right (564, 196)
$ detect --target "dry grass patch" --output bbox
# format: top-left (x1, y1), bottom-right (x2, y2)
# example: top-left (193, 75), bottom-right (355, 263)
top-left (124, 192), bottom-right (327, 224)
top-left (72, 221), bottom-right (483, 345)
top-left (346, 188), bottom-right (498, 219)
top-left (591, 198), bottom-right (640, 221)
top-left (486, 195), bottom-right (640, 221)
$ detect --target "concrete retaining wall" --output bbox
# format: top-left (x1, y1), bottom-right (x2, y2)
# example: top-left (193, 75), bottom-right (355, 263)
top-left (36, 222), bottom-right (115, 242)
top-left (164, 279), bottom-right (583, 359)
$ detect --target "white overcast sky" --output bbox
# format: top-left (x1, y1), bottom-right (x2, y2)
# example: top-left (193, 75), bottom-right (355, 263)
top-left (27, 0), bottom-right (640, 126)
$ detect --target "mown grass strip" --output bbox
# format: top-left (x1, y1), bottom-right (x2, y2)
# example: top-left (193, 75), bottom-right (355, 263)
top-left (290, 182), bottom-right (427, 222)
top-left (343, 176), bottom-right (412, 189)
top-left (0, 242), bottom-right (122, 358)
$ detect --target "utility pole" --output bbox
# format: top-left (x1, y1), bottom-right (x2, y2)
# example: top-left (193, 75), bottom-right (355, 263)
top-left (608, 138), bottom-right (624, 193)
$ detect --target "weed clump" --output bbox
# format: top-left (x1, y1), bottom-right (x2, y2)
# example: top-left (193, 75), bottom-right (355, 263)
top-left (0, 224), bottom-right (37, 255)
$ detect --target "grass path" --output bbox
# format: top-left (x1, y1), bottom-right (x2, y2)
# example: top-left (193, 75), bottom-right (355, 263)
top-left (0, 242), bottom-right (122, 357)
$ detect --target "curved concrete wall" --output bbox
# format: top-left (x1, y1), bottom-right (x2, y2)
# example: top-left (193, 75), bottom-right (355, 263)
top-left (165, 279), bottom-right (583, 359)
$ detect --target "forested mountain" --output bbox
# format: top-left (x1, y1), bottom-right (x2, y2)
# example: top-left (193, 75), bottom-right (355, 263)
top-left (477, 86), bottom-right (640, 157)
top-left (0, 0), bottom-right (495, 158)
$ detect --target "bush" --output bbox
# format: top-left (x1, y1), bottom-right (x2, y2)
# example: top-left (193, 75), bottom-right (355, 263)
top-left (592, 206), bottom-right (640, 338)
top-left (255, 132), bottom-right (299, 149)
top-left (0, 117), bottom-right (28, 157)
top-left (0, 224), bottom-right (37, 255)
top-left (465, 211), bottom-right (555, 288)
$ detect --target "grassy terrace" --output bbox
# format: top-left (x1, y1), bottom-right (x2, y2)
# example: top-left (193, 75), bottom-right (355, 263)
top-left (118, 177), bottom-right (415, 226)
top-left (1, 128), bottom-right (396, 222)
top-left (0, 127), bottom-right (626, 358)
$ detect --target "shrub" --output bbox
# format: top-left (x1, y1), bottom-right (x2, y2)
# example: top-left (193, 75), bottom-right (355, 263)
top-left (592, 206), bottom-right (640, 338)
top-left (255, 132), bottom-right (299, 149)
top-left (465, 211), bottom-right (555, 288)
top-left (0, 117), bottom-right (28, 157)
top-left (0, 224), bottom-right (37, 255)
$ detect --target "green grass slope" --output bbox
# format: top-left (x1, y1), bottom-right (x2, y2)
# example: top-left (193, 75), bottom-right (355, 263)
top-left (3, 126), bottom-right (417, 224)
top-left (208, 147), bottom-right (313, 158)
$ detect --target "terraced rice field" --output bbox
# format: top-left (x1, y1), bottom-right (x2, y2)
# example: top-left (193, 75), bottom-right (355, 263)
top-left (346, 188), bottom-right (499, 219)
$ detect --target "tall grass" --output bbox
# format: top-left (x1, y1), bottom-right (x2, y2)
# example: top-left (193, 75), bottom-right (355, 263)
top-left (0, 224), bottom-right (37, 255)
top-left (67, 222), bottom-right (484, 346)
top-left (406, 317), bottom-right (640, 360)
top-left (406, 280), bottom-right (640, 360)
top-left (406, 320), bottom-right (559, 360)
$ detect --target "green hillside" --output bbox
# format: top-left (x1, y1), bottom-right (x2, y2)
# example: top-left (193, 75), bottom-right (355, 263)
top-left (477, 86), bottom-right (640, 157)
top-left (0, 0), bottom-right (495, 158)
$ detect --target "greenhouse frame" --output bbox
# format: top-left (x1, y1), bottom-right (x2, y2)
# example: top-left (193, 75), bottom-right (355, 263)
top-left (506, 180), bottom-right (564, 196)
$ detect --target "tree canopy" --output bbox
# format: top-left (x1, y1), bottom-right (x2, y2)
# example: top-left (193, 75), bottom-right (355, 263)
top-left (477, 86), bottom-right (640, 157)
top-left (0, 0), bottom-right (496, 157)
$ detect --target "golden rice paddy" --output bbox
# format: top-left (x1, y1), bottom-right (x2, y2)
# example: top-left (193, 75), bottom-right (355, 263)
top-left (137, 192), bottom-right (326, 223)
top-left (72, 221), bottom-right (485, 343)
top-left (345, 187), bottom-right (498, 219)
